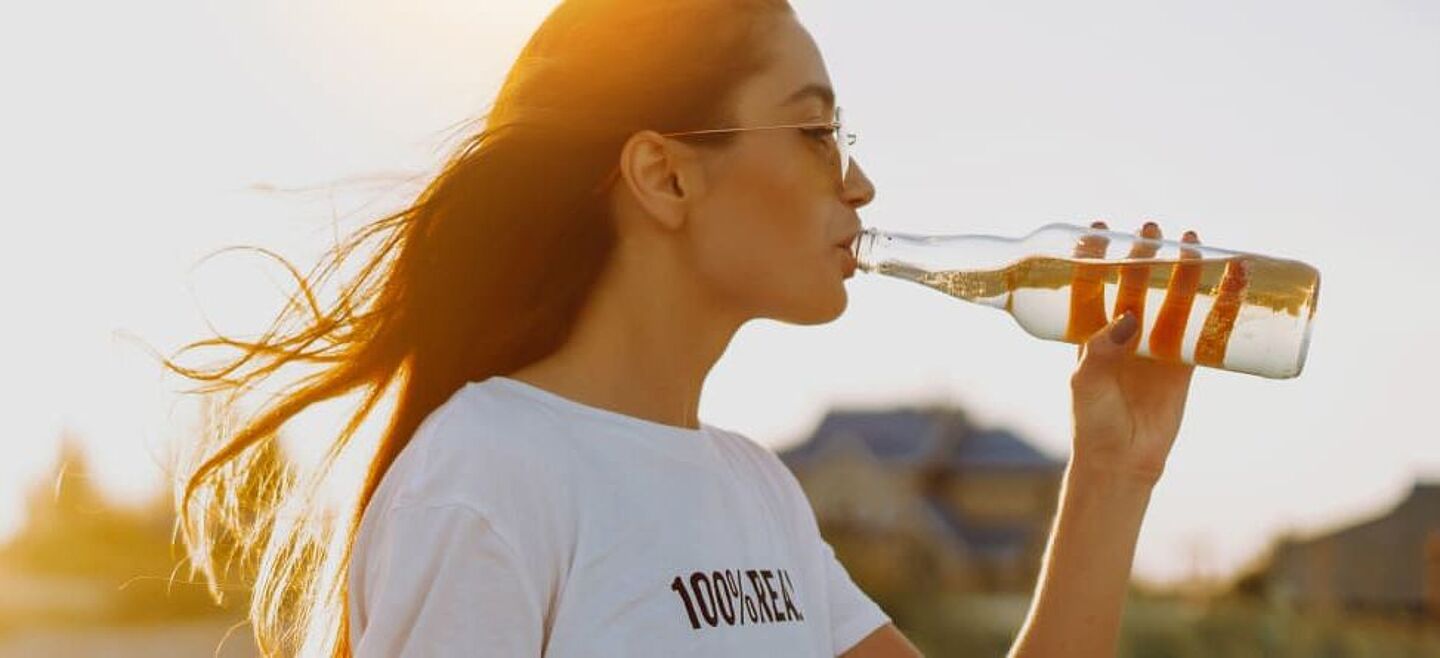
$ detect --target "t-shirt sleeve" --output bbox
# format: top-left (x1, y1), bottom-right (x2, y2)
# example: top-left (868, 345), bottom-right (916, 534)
top-left (351, 502), bottom-right (545, 657)
top-left (819, 536), bottom-right (893, 655)
top-left (716, 428), bottom-right (894, 655)
top-left (756, 444), bottom-right (892, 654)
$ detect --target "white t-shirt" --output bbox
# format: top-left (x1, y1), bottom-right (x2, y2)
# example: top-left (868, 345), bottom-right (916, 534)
top-left (347, 375), bottom-right (891, 657)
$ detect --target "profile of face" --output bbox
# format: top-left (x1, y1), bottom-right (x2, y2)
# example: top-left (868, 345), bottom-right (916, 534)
top-left (613, 12), bottom-right (876, 327)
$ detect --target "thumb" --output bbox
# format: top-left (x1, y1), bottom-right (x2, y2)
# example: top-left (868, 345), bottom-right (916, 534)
top-left (1077, 311), bottom-right (1140, 375)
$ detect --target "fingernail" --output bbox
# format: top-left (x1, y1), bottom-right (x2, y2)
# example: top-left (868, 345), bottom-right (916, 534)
top-left (1111, 312), bottom-right (1139, 344)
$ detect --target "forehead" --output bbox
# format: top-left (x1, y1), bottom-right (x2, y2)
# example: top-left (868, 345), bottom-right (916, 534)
top-left (730, 15), bottom-right (835, 121)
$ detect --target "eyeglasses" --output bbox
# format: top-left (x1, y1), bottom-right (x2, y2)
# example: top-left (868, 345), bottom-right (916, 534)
top-left (661, 105), bottom-right (856, 182)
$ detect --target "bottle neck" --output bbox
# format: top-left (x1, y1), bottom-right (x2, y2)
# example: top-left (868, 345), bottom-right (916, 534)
top-left (852, 227), bottom-right (1025, 274)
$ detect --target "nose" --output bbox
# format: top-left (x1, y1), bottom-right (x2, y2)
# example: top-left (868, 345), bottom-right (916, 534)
top-left (842, 158), bottom-right (876, 208)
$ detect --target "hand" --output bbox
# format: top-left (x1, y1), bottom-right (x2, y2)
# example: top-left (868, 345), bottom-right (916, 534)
top-left (1067, 222), bottom-right (1200, 486)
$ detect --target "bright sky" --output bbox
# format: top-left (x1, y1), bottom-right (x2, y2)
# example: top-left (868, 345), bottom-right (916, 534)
top-left (3, 0), bottom-right (1437, 587)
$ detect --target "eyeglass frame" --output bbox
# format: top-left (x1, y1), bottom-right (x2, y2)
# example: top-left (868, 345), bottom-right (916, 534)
top-left (592, 106), bottom-right (856, 195)
top-left (662, 105), bottom-right (855, 182)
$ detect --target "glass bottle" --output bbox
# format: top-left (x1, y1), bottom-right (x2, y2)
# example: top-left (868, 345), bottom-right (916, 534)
top-left (849, 223), bottom-right (1320, 379)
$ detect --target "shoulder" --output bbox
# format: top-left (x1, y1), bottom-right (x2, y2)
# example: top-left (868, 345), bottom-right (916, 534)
top-left (706, 425), bottom-right (813, 508)
top-left (381, 380), bottom-right (578, 517)
top-left (707, 424), bottom-right (782, 470)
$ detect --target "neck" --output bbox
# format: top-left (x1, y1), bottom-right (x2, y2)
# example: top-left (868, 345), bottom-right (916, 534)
top-left (507, 238), bottom-right (744, 431)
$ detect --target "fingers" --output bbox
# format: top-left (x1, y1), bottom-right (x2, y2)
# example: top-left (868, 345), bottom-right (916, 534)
top-left (1195, 257), bottom-right (1249, 368)
top-left (1075, 310), bottom-right (1141, 379)
top-left (1112, 222), bottom-right (1162, 352)
top-left (1065, 220), bottom-right (1112, 343)
top-left (1148, 230), bottom-right (1203, 362)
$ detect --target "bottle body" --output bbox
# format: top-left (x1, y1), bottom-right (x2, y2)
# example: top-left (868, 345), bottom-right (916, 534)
top-left (851, 223), bottom-right (1321, 379)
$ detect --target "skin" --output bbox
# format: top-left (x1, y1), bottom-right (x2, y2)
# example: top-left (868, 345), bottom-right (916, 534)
top-left (511, 12), bottom-right (1204, 658)
top-left (510, 13), bottom-right (867, 432)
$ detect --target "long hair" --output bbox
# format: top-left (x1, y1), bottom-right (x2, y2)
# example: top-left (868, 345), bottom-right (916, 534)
top-left (158, 1), bottom-right (794, 655)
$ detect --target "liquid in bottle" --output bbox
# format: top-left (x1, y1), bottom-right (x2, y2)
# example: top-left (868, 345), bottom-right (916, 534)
top-left (854, 224), bottom-right (1320, 379)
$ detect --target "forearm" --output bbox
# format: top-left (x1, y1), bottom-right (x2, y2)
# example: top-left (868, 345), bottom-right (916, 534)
top-left (1006, 461), bottom-right (1154, 658)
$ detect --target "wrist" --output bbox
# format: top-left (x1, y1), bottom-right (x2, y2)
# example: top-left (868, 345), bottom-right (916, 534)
top-left (1067, 457), bottom-right (1162, 494)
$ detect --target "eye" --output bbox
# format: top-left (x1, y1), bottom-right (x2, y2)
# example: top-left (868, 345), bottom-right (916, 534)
top-left (800, 126), bottom-right (834, 143)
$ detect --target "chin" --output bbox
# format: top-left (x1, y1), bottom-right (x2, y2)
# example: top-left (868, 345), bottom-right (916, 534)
top-left (777, 286), bottom-right (848, 326)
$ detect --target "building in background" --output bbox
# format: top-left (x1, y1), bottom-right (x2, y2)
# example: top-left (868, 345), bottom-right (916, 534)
top-left (1260, 481), bottom-right (1440, 621)
top-left (779, 405), bottom-right (1065, 599)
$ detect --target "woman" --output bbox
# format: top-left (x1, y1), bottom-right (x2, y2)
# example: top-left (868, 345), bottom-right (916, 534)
top-left (166, 1), bottom-right (1197, 656)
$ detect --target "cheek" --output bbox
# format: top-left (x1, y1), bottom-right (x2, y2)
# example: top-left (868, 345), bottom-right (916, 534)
top-left (688, 153), bottom-right (836, 309)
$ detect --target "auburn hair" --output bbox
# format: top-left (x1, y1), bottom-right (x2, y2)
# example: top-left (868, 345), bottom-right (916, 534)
top-left (158, 1), bottom-right (795, 655)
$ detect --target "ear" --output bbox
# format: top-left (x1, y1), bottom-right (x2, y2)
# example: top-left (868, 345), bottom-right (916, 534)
top-left (616, 130), bottom-right (705, 231)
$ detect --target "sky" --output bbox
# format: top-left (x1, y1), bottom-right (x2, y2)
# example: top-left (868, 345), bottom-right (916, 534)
top-left (2, 0), bottom-right (1437, 587)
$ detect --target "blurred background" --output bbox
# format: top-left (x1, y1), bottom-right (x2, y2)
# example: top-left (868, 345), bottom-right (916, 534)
top-left (2, 0), bottom-right (1437, 655)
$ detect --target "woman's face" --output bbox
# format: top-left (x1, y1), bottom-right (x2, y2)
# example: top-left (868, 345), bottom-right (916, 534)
top-left (682, 13), bottom-right (876, 326)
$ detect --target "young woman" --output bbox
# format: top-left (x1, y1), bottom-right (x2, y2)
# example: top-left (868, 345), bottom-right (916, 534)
top-left (166, 1), bottom-right (1199, 656)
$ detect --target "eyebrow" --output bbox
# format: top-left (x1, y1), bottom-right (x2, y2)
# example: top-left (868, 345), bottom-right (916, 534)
top-left (780, 83), bottom-right (835, 109)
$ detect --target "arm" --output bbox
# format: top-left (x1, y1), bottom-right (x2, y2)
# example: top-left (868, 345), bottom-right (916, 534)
top-left (1008, 225), bottom-right (1208, 657)
top-left (1006, 461), bottom-right (1153, 657)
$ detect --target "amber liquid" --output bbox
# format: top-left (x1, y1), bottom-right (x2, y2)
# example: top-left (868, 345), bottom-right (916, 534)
top-left (878, 254), bottom-right (1320, 378)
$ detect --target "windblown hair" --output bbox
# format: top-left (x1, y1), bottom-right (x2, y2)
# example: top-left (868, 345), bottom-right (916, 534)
top-left (158, 1), bottom-right (794, 655)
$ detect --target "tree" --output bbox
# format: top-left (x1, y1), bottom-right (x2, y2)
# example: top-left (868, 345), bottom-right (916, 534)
top-left (0, 429), bottom-right (236, 623)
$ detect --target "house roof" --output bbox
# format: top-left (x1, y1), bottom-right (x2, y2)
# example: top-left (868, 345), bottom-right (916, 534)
top-left (1276, 479), bottom-right (1440, 549)
top-left (1407, 481), bottom-right (1440, 504)
top-left (780, 408), bottom-right (960, 468)
top-left (952, 428), bottom-right (1064, 472)
top-left (779, 407), bottom-right (1062, 473)
top-left (1269, 479), bottom-right (1440, 606)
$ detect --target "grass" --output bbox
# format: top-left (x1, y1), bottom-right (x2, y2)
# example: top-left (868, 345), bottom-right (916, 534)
top-left (0, 617), bottom-right (258, 658)
top-left (883, 592), bottom-right (1440, 658)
